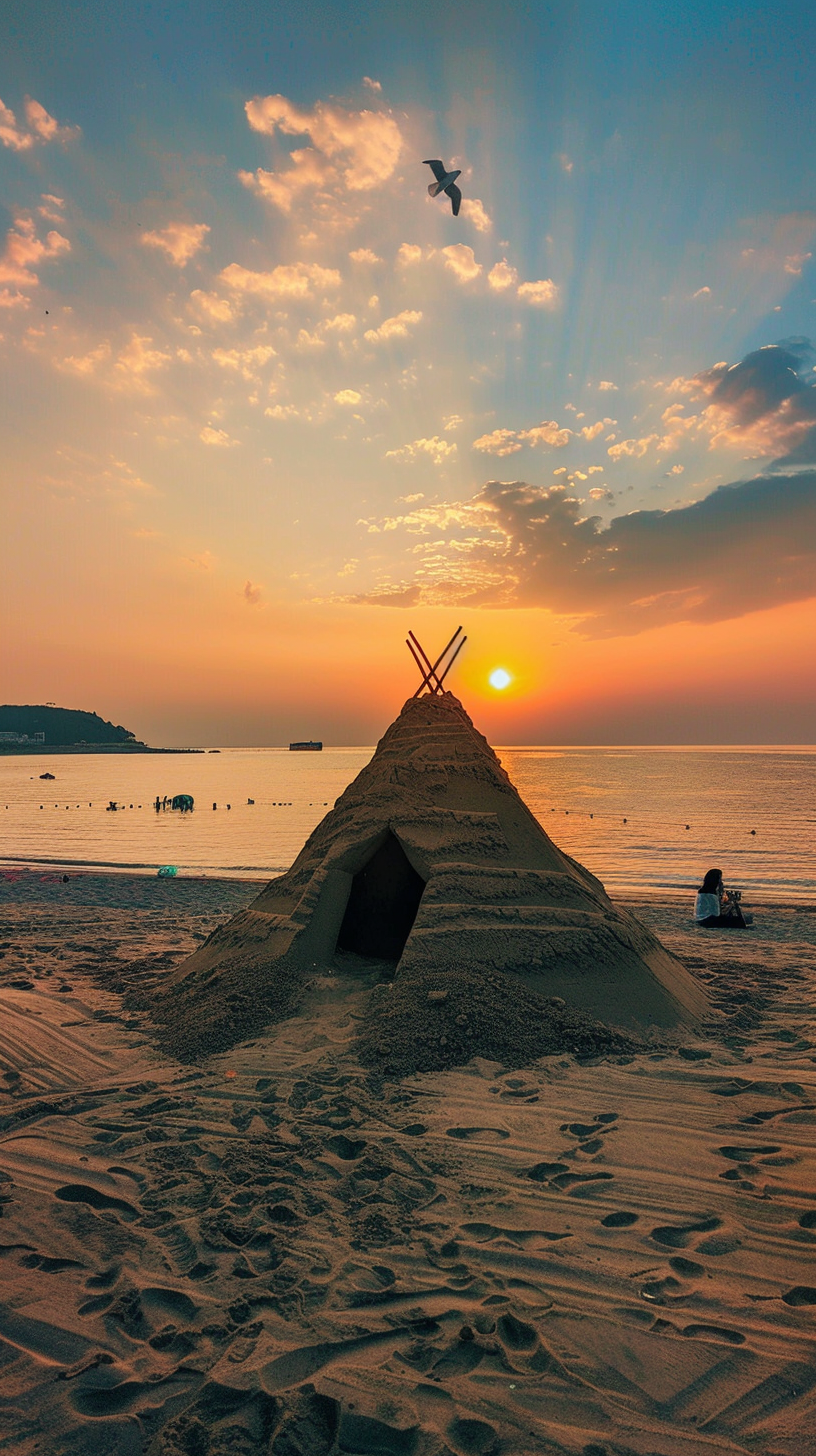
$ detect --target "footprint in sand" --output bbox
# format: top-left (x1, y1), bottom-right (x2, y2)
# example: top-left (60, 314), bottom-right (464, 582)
top-left (681, 1322), bottom-right (746, 1345)
top-left (447, 1415), bottom-right (501, 1455)
top-left (650, 1215), bottom-right (721, 1249)
top-left (526, 1161), bottom-right (569, 1182)
top-left (460, 1221), bottom-right (571, 1245)
top-left (669, 1256), bottom-right (705, 1276)
top-left (601, 1211), bottom-right (638, 1227)
top-left (324, 1133), bottom-right (366, 1160)
top-left (53, 1184), bottom-right (139, 1220)
top-left (798, 1211), bottom-right (816, 1230)
top-left (782, 1286), bottom-right (816, 1306)
top-left (401, 1123), bottom-right (427, 1136)
top-left (446, 1127), bottom-right (510, 1143)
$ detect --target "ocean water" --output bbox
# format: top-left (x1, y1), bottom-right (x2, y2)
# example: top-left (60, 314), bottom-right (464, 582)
top-left (0, 745), bottom-right (814, 902)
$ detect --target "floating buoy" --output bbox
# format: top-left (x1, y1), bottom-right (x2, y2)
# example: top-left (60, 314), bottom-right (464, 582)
top-left (685, 824), bottom-right (690, 830)
top-left (247, 798), bottom-right (254, 804)
top-left (623, 817), bottom-right (628, 823)
top-left (750, 829), bottom-right (756, 835)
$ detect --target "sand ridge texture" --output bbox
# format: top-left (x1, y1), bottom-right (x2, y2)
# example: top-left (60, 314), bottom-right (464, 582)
top-left (0, 870), bottom-right (815, 1455)
top-left (154, 693), bottom-right (708, 1064)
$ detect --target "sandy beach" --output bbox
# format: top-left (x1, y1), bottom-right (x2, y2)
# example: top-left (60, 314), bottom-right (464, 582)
top-left (1, 868), bottom-right (814, 1456)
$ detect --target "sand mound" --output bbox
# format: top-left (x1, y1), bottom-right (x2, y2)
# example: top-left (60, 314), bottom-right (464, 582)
top-left (358, 962), bottom-right (642, 1077)
top-left (153, 692), bottom-right (707, 1064)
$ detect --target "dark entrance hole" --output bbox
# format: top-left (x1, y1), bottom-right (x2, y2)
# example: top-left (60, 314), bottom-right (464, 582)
top-left (337, 832), bottom-right (426, 961)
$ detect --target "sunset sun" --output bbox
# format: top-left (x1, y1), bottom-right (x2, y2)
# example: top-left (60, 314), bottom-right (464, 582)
top-left (489, 667), bottom-right (512, 690)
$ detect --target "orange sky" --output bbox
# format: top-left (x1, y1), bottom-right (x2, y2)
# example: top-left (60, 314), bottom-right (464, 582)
top-left (3, 15), bottom-right (816, 745)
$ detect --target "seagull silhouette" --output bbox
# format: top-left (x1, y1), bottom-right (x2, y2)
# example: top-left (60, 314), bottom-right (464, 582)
top-left (423, 159), bottom-right (462, 216)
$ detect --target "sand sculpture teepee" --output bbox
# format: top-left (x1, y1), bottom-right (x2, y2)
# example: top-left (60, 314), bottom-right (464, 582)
top-left (156, 632), bottom-right (708, 1065)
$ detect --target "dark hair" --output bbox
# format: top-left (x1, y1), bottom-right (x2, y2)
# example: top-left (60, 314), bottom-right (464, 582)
top-left (700, 868), bottom-right (722, 894)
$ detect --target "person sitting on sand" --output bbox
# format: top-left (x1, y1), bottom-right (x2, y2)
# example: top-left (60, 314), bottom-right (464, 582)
top-left (694, 868), bottom-right (750, 927)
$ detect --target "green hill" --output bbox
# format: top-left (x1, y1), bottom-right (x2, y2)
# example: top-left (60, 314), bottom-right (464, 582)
top-left (0, 705), bottom-right (140, 747)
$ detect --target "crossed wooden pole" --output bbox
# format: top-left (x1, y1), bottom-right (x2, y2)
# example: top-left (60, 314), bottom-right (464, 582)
top-left (406, 626), bottom-right (467, 696)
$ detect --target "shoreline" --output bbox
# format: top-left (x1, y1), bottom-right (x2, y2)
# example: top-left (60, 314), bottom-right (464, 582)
top-left (0, 743), bottom-right (202, 755)
top-left (2, 859), bottom-right (815, 907)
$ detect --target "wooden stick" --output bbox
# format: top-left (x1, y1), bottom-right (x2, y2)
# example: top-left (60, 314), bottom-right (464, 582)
top-left (436, 634), bottom-right (467, 687)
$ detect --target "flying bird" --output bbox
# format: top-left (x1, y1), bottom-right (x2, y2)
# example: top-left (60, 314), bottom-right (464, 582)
top-left (423, 159), bottom-right (462, 216)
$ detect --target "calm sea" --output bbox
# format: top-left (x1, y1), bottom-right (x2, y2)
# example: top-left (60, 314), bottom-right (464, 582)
top-left (0, 746), bottom-right (814, 903)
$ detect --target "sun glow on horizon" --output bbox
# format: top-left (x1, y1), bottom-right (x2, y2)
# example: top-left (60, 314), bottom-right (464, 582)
top-left (489, 667), bottom-right (512, 690)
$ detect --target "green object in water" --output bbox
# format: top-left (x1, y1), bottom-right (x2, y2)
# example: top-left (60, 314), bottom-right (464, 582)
top-left (157, 865), bottom-right (178, 878)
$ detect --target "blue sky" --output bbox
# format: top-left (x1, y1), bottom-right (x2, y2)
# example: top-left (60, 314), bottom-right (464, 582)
top-left (2, 0), bottom-right (816, 741)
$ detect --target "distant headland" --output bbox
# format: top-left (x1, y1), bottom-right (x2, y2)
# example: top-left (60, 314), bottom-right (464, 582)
top-left (0, 706), bottom-right (198, 754)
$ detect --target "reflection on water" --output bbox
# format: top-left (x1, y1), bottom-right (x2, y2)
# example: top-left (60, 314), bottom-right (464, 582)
top-left (1, 745), bottom-right (813, 901)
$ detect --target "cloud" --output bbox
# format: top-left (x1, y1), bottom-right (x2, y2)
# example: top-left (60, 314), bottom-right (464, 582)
top-left (335, 388), bottom-right (361, 405)
top-left (114, 334), bottom-right (171, 392)
top-left (185, 550), bottom-right (216, 570)
top-left (675, 339), bottom-right (816, 461)
top-left (200, 425), bottom-right (239, 447)
top-left (607, 434), bottom-right (659, 460)
top-left (38, 194), bottom-right (65, 223)
top-left (440, 244), bottom-right (481, 283)
top-left (488, 259), bottom-right (518, 292)
top-left (349, 247), bottom-right (381, 263)
top-left (598, 380), bottom-right (618, 391)
top-left (60, 340), bottom-right (112, 376)
top-left (351, 471), bottom-right (816, 634)
top-left (443, 414), bottom-right (463, 431)
top-left (691, 285), bottom-right (711, 299)
top-left (364, 309), bottom-right (422, 343)
top-left (386, 436), bottom-right (457, 465)
top-left (472, 429), bottom-right (522, 457)
top-left (784, 251), bottom-right (812, 276)
top-left (0, 215), bottom-right (71, 297)
top-left (220, 261), bottom-right (341, 301)
top-left (142, 222), bottom-right (210, 265)
top-left (557, 153), bottom-right (574, 174)
top-left (396, 243), bottom-right (424, 267)
top-left (517, 278), bottom-right (559, 308)
top-left (473, 420), bottom-right (573, 455)
top-left (0, 95), bottom-right (78, 151)
top-left (241, 93), bottom-right (402, 213)
top-left (322, 312), bottom-right (356, 332)
top-left (189, 289), bottom-right (235, 323)
top-left (212, 344), bottom-right (276, 378)
top-left (243, 579), bottom-right (263, 605)
top-left (588, 486), bottom-right (615, 503)
top-left (460, 198), bottom-right (492, 232)
top-left (362, 77), bottom-right (382, 93)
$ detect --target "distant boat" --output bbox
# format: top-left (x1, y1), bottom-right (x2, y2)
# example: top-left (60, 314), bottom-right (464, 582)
top-left (289, 741), bottom-right (322, 752)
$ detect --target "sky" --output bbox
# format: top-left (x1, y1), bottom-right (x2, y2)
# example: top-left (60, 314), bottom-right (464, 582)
top-left (2, 0), bottom-right (816, 745)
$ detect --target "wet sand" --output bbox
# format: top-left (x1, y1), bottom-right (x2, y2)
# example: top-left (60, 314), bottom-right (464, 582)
top-left (1, 870), bottom-right (815, 1455)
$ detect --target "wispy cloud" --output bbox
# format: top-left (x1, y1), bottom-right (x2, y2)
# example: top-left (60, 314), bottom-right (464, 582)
top-left (220, 261), bottom-right (342, 301)
top-left (239, 92), bottom-right (402, 218)
top-left (200, 424), bottom-right (239, 447)
top-left (142, 222), bottom-right (210, 266)
top-left (517, 278), bottom-right (559, 307)
top-left (460, 198), bottom-right (492, 233)
top-left (364, 309), bottom-right (422, 343)
top-left (385, 436), bottom-right (457, 465)
top-left (473, 419), bottom-right (577, 454)
top-left (0, 95), bottom-right (79, 151)
top-left (0, 215), bottom-right (70, 302)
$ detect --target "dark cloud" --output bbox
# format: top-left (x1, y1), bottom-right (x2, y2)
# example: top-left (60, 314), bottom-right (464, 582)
top-left (480, 472), bottom-right (816, 634)
top-left (689, 338), bottom-right (816, 462)
top-left (353, 471), bottom-right (816, 636)
top-left (351, 343), bottom-right (816, 635)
